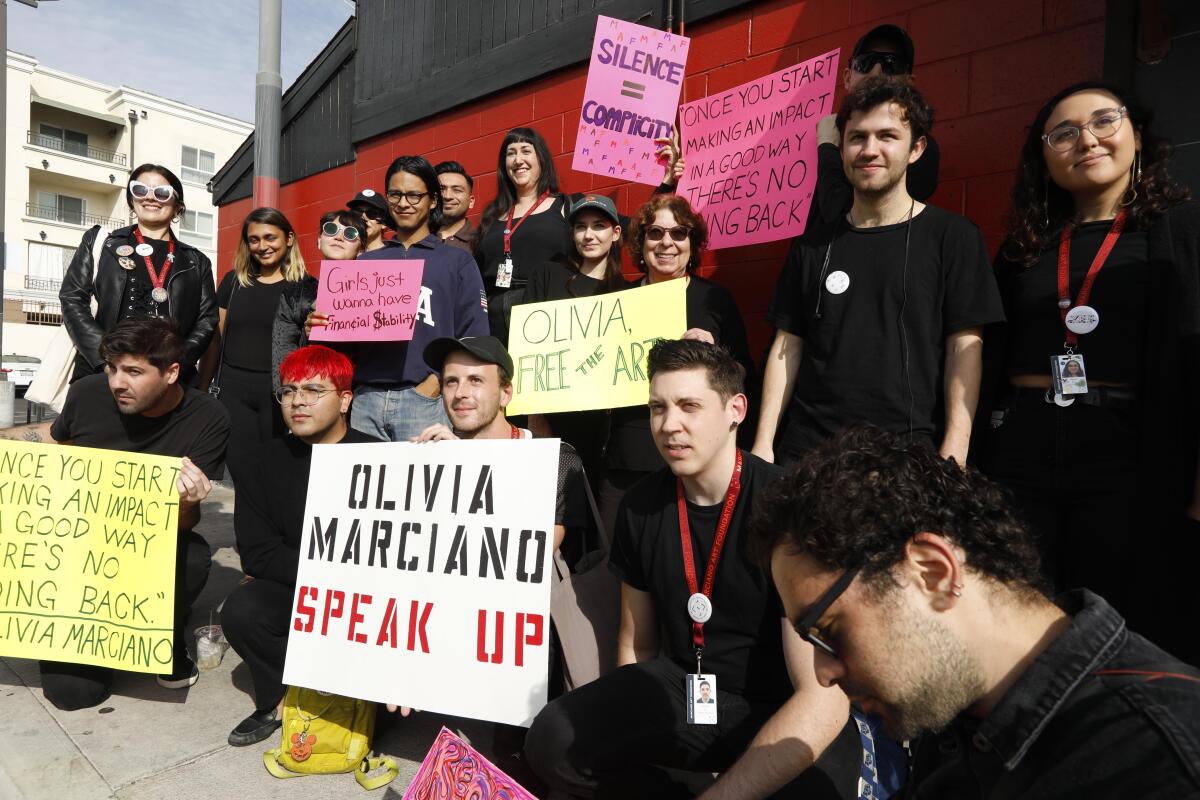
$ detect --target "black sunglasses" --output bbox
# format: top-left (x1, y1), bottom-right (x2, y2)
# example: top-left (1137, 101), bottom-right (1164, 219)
top-left (851, 52), bottom-right (910, 76)
top-left (794, 567), bottom-right (860, 658)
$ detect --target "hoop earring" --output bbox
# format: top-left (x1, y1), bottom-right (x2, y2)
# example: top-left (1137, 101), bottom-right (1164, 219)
top-left (1120, 150), bottom-right (1142, 207)
top-left (1042, 175), bottom-right (1050, 228)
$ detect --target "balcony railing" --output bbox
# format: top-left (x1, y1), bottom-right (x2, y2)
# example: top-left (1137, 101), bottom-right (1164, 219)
top-left (25, 203), bottom-right (125, 229)
top-left (24, 276), bottom-right (63, 292)
top-left (27, 131), bottom-right (127, 166)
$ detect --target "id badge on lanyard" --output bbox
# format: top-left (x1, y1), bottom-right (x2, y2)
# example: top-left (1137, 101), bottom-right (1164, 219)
top-left (497, 191), bottom-right (549, 289)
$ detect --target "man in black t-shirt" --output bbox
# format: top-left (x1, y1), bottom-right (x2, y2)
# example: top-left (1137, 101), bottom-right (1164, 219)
top-left (222, 345), bottom-right (381, 747)
top-left (755, 78), bottom-right (1003, 466)
top-left (525, 339), bottom-right (860, 800)
top-left (0, 318), bottom-right (230, 710)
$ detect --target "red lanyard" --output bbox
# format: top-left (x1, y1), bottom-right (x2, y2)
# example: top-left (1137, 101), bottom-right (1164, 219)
top-left (677, 450), bottom-right (743, 650)
top-left (510, 424), bottom-right (522, 439)
top-left (1057, 210), bottom-right (1126, 346)
top-left (132, 228), bottom-right (176, 290)
top-left (504, 191), bottom-right (550, 256)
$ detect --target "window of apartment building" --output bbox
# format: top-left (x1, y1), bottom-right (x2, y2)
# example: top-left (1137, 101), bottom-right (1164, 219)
top-left (22, 300), bottom-right (63, 326)
top-left (180, 210), bottom-right (214, 239)
top-left (26, 242), bottom-right (74, 282)
top-left (35, 191), bottom-right (85, 226)
top-left (181, 146), bottom-right (216, 184)
top-left (38, 123), bottom-right (88, 157)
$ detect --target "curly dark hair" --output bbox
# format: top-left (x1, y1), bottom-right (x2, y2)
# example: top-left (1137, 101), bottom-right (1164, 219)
top-left (747, 425), bottom-right (1048, 597)
top-left (1002, 81), bottom-right (1190, 267)
top-left (628, 194), bottom-right (708, 274)
top-left (648, 338), bottom-right (745, 402)
top-left (835, 75), bottom-right (933, 148)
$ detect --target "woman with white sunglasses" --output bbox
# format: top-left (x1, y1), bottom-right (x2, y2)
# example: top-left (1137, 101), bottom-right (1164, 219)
top-left (60, 163), bottom-right (218, 384)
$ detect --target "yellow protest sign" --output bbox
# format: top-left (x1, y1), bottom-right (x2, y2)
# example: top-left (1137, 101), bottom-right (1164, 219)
top-left (0, 441), bottom-right (181, 673)
top-left (507, 279), bottom-right (687, 415)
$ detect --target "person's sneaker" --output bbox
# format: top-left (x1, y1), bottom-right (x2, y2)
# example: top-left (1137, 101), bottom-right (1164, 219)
top-left (156, 657), bottom-right (199, 689)
top-left (228, 708), bottom-right (281, 747)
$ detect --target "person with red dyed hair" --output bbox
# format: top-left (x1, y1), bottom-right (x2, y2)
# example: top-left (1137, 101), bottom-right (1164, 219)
top-left (221, 345), bottom-right (380, 747)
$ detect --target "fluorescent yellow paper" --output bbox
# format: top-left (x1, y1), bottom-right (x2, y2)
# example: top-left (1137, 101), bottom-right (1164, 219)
top-left (0, 441), bottom-right (181, 673)
top-left (507, 279), bottom-right (687, 415)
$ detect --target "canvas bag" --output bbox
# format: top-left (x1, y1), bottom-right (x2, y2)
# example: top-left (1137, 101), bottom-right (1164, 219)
top-left (25, 227), bottom-right (106, 411)
top-left (263, 685), bottom-right (398, 790)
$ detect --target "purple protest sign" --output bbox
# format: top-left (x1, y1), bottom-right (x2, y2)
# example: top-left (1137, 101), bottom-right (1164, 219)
top-left (403, 727), bottom-right (537, 800)
top-left (677, 49), bottom-right (840, 249)
top-left (571, 15), bottom-right (690, 186)
top-left (308, 259), bottom-right (425, 342)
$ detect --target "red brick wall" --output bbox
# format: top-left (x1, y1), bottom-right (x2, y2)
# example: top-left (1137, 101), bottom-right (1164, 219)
top-left (217, 0), bottom-right (1106, 359)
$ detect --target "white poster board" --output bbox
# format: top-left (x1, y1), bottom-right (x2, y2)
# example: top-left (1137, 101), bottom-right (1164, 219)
top-left (282, 439), bottom-right (559, 727)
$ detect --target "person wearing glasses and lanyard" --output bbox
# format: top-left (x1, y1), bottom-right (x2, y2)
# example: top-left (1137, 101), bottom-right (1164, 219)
top-left (975, 82), bottom-right (1200, 665)
top-left (809, 24), bottom-right (940, 228)
top-left (597, 194), bottom-right (758, 543)
top-left (308, 156), bottom-right (489, 442)
top-left (754, 424), bottom-right (1200, 799)
top-left (525, 339), bottom-right (862, 800)
top-left (60, 163), bottom-right (217, 385)
top-left (222, 345), bottom-right (381, 747)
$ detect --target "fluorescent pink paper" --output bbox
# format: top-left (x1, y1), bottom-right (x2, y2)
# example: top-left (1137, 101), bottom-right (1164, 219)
top-left (677, 49), bottom-right (840, 249)
top-left (308, 259), bottom-right (425, 342)
top-left (572, 15), bottom-right (690, 186)
top-left (403, 727), bottom-right (537, 800)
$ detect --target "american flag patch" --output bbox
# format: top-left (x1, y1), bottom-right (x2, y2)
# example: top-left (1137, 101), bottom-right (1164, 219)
top-left (480, 290), bottom-right (488, 310)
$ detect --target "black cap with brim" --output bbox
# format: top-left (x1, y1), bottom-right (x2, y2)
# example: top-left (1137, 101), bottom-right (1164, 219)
top-left (347, 189), bottom-right (391, 225)
top-left (852, 24), bottom-right (915, 70)
top-left (423, 336), bottom-right (514, 377)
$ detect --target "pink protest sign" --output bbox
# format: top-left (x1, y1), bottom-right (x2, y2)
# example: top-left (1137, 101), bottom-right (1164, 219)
top-left (308, 259), bottom-right (425, 342)
top-left (677, 49), bottom-right (840, 249)
top-left (403, 727), bottom-right (537, 800)
top-left (572, 15), bottom-right (690, 186)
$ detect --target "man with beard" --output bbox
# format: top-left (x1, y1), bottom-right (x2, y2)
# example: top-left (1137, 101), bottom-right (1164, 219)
top-left (752, 425), bottom-right (1200, 797)
top-left (435, 161), bottom-right (477, 252)
top-left (0, 317), bottom-right (230, 709)
top-left (753, 77), bottom-right (1003, 467)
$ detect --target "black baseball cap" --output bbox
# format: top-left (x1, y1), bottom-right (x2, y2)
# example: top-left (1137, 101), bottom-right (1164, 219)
top-left (852, 24), bottom-right (915, 71)
top-left (347, 188), bottom-right (390, 223)
top-left (424, 336), bottom-right (514, 377)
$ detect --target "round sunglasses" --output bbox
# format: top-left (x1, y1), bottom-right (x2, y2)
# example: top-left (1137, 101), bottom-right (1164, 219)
top-left (645, 225), bottom-right (691, 243)
top-left (321, 221), bottom-right (360, 241)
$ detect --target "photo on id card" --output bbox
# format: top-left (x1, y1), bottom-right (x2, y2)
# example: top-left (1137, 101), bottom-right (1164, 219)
top-left (1052, 354), bottom-right (1088, 395)
top-left (686, 674), bottom-right (718, 724)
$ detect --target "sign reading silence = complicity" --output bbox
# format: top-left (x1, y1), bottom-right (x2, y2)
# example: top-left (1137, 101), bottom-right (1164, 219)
top-left (0, 441), bottom-right (180, 674)
top-left (678, 49), bottom-right (841, 249)
top-left (572, 15), bottom-right (691, 186)
top-left (308, 260), bottom-right (426, 342)
top-left (505, 279), bottom-right (687, 416)
top-left (283, 439), bottom-right (559, 727)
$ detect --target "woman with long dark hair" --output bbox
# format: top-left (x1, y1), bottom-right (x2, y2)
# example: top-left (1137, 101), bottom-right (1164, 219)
top-left (977, 81), bottom-right (1198, 660)
top-left (59, 163), bottom-right (217, 383)
top-left (474, 127), bottom-right (573, 342)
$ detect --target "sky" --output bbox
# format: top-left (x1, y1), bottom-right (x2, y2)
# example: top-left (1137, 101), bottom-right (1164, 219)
top-left (7, 0), bottom-right (354, 122)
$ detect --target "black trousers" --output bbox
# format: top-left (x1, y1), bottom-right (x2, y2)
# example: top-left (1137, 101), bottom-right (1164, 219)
top-left (524, 657), bottom-right (860, 799)
top-left (217, 363), bottom-right (284, 481)
top-left (39, 531), bottom-right (212, 711)
top-left (222, 577), bottom-right (293, 712)
top-left (597, 468), bottom-right (650, 550)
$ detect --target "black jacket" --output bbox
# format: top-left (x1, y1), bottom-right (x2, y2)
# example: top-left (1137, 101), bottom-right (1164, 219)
top-left (60, 224), bottom-right (218, 381)
top-left (269, 273), bottom-right (319, 392)
top-left (902, 591), bottom-right (1200, 798)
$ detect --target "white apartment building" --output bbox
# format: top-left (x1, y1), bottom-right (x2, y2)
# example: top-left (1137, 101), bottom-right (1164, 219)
top-left (3, 50), bottom-right (252, 364)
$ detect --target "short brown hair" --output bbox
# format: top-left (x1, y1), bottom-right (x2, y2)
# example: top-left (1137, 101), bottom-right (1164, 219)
top-left (628, 194), bottom-right (708, 274)
top-left (647, 338), bottom-right (745, 402)
top-left (836, 75), bottom-right (934, 149)
top-left (99, 317), bottom-right (185, 372)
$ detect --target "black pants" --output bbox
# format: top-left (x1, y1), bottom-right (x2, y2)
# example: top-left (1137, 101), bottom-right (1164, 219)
top-left (524, 657), bottom-right (860, 799)
top-left (985, 391), bottom-right (1141, 616)
top-left (39, 531), bottom-right (212, 711)
top-left (597, 468), bottom-right (650, 550)
top-left (222, 577), bottom-right (293, 712)
top-left (217, 363), bottom-right (284, 481)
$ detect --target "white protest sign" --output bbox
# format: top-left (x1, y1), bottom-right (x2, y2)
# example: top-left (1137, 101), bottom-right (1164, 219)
top-left (283, 439), bottom-right (559, 727)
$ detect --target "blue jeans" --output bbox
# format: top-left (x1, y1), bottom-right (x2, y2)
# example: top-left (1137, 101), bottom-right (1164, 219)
top-left (350, 384), bottom-right (449, 442)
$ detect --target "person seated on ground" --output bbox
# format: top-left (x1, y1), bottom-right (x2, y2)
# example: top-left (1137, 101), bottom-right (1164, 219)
top-left (221, 345), bottom-right (380, 746)
top-left (524, 339), bottom-right (862, 800)
top-left (753, 424), bottom-right (1200, 798)
top-left (0, 317), bottom-right (229, 709)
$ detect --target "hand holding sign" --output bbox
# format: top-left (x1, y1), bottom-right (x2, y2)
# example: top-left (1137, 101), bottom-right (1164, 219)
top-left (308, 260), bottom-right (425, 342)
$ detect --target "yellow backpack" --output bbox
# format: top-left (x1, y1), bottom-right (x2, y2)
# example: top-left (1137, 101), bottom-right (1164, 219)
top-left (262, 686), bottom-right (398, 790)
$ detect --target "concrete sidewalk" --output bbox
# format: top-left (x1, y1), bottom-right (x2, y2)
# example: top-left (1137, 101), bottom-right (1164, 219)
top-left (0, 484), bottom-right (524, 800)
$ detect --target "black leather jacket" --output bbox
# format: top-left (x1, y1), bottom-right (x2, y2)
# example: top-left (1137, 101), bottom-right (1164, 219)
top-left (269, 273), bottom-right (319, 392)
top-left (60, 224), bottom-right (218, 381)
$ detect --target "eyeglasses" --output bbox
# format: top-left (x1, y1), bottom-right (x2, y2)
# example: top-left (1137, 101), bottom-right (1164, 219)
top-left (129, 181), bottom-right (177, 202)
top-left (794, 567), bottom-right (860, 658)
top-left (321, 221), bottom-right (360, 241)
top-left (274, 385), bottom-right (336, 405)
top-left (1042, 107), bottom-right (1127, 152)
top-left (850, 52), bottom-right (910, 76)
top-left (386, 190), bottom-right (430, 206)
top-left (645, 225), bottom-right (691, 243)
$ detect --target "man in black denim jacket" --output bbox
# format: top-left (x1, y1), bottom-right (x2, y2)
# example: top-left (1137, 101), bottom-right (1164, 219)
top-left (749, 425), bottom-right (1200, 798)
